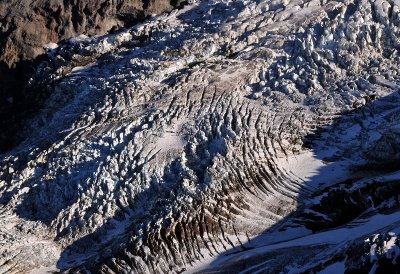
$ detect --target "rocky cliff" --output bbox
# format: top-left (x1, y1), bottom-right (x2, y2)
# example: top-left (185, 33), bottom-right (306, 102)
top-left (0, 0), bottom-right (185, 68)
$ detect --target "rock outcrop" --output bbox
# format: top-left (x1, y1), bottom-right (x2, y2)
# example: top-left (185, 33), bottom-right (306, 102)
top-left (0, 0), bottom-right (185, 68)
top-left (1, 0), bottom-right (400, 273)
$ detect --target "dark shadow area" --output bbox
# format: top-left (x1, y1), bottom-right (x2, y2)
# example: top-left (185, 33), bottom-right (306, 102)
top-left (0, 56), bottom-right (50, 152)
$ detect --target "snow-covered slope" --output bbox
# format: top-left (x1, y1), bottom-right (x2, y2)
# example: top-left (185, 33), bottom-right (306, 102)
top-left (1, 0), bottom-right (400, 273)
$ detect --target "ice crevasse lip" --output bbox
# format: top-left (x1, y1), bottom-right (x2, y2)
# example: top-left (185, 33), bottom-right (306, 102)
top-left (2, 0), bottom-right (400, 273)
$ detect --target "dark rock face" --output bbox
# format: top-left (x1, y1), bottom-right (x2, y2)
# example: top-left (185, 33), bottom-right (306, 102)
top-left (0, 0), bottom-right (185, 152)
top-left (0, 0), bottom-right (182, 67)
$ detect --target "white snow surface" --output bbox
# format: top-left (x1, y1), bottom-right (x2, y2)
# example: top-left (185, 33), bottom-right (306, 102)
top-left (1, 0), bottom-right (400, 273)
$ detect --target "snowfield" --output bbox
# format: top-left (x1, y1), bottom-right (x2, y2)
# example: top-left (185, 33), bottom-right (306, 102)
top-left (1, 0), bottom-right (400, 273)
